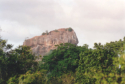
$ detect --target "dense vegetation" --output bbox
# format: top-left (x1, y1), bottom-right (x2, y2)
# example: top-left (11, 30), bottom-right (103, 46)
top-left (1, 37), bottom-right (125, 84)
top-left (65, 27), bottom-right (73, 32)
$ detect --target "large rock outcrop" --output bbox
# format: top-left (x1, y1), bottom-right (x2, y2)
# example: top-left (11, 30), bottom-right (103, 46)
top-left (23, 28), bottom-right (79, 59)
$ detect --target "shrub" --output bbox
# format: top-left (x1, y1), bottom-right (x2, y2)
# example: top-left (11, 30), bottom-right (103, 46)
top-left (42, 32), bottom-right (46, 35)
top-left (54, 29), bottom-right (58, 32)
top-left (67, 27), bottom-right (73, 32)
top-left (18, 70), bottom-right (47, 84)
top-left (58, 72), bottom-right (76, 84)
top-left (7, 76), bottom-right (19, 84)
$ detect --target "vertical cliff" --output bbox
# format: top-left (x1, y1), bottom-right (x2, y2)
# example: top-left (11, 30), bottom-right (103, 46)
top-left (23, 28), bottom-right (79, 60)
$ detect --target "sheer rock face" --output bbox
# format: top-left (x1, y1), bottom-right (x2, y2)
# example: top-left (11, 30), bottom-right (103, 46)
top-left (23, 28), bottom-right (79, 58)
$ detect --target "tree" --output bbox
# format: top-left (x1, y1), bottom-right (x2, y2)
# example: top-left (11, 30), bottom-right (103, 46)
top-left (7, 69), bottom-right (47, 84)
top-left (75, 38), bottom-right (125, 84)
top-left (0, 38), bottom-right (13, 84)
top-left (41, 43), bottom-right (87, 79)
top-left (8, 45), bottom-right (38, 74)
top-left (76, 44), bottom-right (118, 84)
top-left (83, 44), bottom-right (89, 49)
top-left (0, 38), bottom-right (38, 84)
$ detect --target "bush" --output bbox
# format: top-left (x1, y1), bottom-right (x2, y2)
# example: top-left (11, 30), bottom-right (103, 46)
top-left (42, 32), bottom-right (46, 35)
top-left (7, 76), bottom-right (19, 84)
top-left (54, 29), bottom-right (58, 32)
top-left (67, 27), bottom-right (73, 32)
top-left (42, 30), bottom-right (49, 35)
top-left (8, 70), bottom-right (47, 84)
top-left (58, 72), bottom-right (76, 84)
top-left (19, 70), bottom-right (47, 84)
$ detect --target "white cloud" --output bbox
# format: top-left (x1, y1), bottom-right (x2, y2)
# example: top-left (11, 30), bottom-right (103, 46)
top-left (0, 0), bottom-right (125, 48)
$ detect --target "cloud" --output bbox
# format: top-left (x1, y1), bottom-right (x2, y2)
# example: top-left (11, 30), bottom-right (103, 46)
top-left (0, 21), bottom-right (30, 42)
top-left (70, 0), bottom-right (125, 47)
top-left (0, 0), bottom-right (63, 27)
top-left (0, 0), bottom-right (64, 48)
top-left (74, 0), bottom-right (125, 20)
top-left (0, 0), bottom-right (125, 48)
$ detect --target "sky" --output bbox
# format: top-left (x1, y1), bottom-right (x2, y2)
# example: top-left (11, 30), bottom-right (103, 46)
top-left (0, 0), bottom-right (125, 48)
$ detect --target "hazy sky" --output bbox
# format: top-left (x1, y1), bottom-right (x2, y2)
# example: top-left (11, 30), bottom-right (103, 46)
top-left (0, 0), bottom-right (125, 48)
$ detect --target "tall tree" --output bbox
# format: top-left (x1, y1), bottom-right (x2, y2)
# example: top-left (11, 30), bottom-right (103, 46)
top-left (76, 45), bottom-right (118, 84)
top-left (0, 38), bottom-right (38, 84)
top-left (41, 43), bottom-right (87, 79)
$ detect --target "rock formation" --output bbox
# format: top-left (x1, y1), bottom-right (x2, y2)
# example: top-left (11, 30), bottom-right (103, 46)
top-left (23, 28), bottom-right (79, 60)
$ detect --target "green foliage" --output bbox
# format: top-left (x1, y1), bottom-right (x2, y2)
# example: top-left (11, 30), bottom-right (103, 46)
top-left (11, 45), bottom-right (38, 74)
top-left (103, 39), bottom-right (124, 53)
top-left (0, 39), bottom-right (13, 83)
top-left (42, 30), bottom-right (49, 35)
top-left (76, 38), bottom-right (125, 84)
top-left (83, 44), bottom-right (89, 49)
top-left (58, 71), bottom-right (76, 84)
top-left (7, 75), bottom-right (19, 84)
top-left (0, 38), bottom-right (38, 84)
top-left (48, 71), bottom-right (76, 84)
top-left (54, 29), bottom-right (58, 32)
top-left (2, 35), bottom-right (125, 84)
top-left (7, 70), bottom-right (47, 84)
top-left (67, 27), bottom-right (73, 32)
top-left (18, 70), bottom-right (47, 84)
top-left (112, 44), bottom-right (125, 84)
top-left (42, 32), bottom-right (46, 35)
top-left (42, 43), bottom-right (87, 79)
top-left (76, 47), bottom-right (117, 84)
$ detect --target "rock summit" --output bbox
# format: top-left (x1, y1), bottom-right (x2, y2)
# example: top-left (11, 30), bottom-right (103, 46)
top-left (23, 28), bottom-right (79, 60)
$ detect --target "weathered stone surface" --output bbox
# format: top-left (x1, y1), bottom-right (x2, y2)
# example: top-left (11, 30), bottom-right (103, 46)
top-left (23, 28), bottom-right (79, 59)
